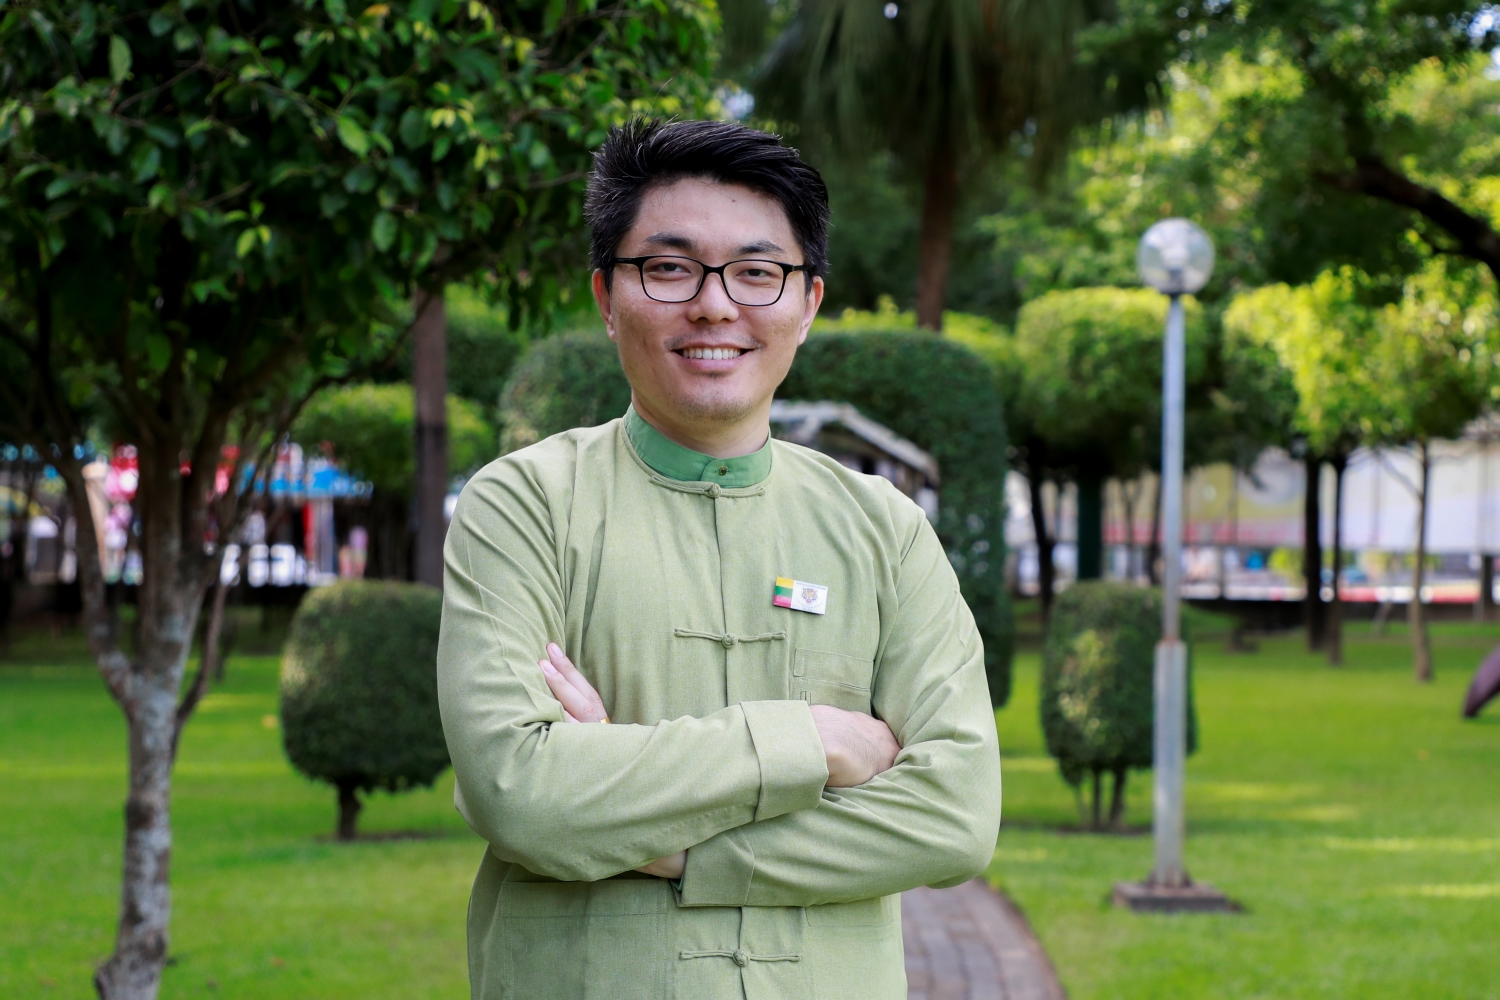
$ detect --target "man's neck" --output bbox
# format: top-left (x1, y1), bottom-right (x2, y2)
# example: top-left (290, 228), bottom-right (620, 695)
top-left (630, 395), bottom-right (770, 458)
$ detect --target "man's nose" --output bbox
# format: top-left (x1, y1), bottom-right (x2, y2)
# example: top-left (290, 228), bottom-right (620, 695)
top-left (687, 270), bottom-right (740, 323)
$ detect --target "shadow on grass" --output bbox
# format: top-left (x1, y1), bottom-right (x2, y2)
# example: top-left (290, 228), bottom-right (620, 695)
top-left (314, 829), bottom-right (470, 844)
top-left (1001, 818), bottom-right (1152, 837)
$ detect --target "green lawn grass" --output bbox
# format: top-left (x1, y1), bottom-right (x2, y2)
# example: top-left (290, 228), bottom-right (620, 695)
top-left (0, 650), bottom-right (480, 1000)
top-left (3, 618), bottom-right (1498, 999)
top-left (989, 620), bottom-right (1500, 1000)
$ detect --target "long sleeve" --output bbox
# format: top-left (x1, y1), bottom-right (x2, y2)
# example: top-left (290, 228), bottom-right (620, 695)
top-left (437, 455), bottom-right (829, 883)
top-left (675, 518), bottom-right (1002, 907)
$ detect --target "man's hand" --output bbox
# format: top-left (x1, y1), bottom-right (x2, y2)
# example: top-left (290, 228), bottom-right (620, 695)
top-left (636, 851), bottom-right (686, 879)
top-left (538, 643), bottom-right (610, 723)
top-left (811, 705), bottom-right (900, 787)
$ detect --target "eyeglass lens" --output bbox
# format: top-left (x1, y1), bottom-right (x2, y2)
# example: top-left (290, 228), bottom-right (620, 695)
top-left (635, 256), bottom-right (792, 306)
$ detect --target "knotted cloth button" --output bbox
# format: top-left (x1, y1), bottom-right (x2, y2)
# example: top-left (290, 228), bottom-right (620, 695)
top-left (721, 634), bottom-right (737, 648)
top-left (732, 950), bottom-right (749, 968)
top-left (705, 483), bottom-right (722, 498)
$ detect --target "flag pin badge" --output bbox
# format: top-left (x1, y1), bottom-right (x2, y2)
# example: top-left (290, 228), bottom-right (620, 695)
top-left (773, 577), bottom-right (828, 615)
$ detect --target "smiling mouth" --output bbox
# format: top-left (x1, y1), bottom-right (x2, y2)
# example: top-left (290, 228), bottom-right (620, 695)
top-left (677, 347), bottom-right (749, 361)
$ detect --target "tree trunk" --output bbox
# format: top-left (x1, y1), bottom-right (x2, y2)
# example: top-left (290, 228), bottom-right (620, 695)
top-left (93, 673), bottom-right (180, 1000)
top-left (173, 561), bottom-right (237, 758)
top-left (0, 460), bottom-right (39, 657)
top-left (1303, 455), bottom-right (1326, 651)
top-left (1076, 470), bottom-right (1103, 581)
top-left (1411, 443), bottom-right (1433, 683)
top-left (1090, 769), bottom-right (1102, 831)
top-left (337, 782), bottom-right (362, 841)
top-left (1480, 554), bottom-right (1495, 623)
top-left (1326, 455), bottom-right (1347, 667)
top-left (42, 430), bottom-right (220, 1000)
top-left (1120, 478), bottom-right (1140, 582)
top-left (412, 288), bottom-right (448, 589)
top-left (915, 151), bottom-right (959, 332)
top-left (87, 440), bottom-right (213, 1000)
top-left (1108, 766), bottom-right (1128, 830)
top-left (1028, 473), bottom-right (1056, 625)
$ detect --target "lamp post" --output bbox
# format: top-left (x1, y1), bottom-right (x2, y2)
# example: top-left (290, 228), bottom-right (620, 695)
top-left (1113, 219), bottom-right (1234, 913)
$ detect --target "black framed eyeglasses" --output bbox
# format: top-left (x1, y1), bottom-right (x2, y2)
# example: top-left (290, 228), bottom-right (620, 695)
top-left (611, 255), bottom-right (812, 307)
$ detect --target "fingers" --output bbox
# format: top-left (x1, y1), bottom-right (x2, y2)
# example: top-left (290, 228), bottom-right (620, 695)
top-left (810, 705), bottom-right (901, 786)
top-left (635, 850), bottom-right (687, 879)
top-left (547, 643), bottom-right (604, 703)
top-left (539, 643), bottom-right (609, 723)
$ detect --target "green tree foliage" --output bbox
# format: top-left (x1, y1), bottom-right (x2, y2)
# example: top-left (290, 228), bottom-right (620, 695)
top-left (1368, 260), bottom-right (1500, 681)
top-left (1168, 1), bottom-right (1500, 285)
top-left (812, 154), bottom-right (1020, 322)
top-left (1015, 289), bottom-right (1207, 483)
top-left (755, 0), bottom-right (1165, 329)
top-left (445, 286), bottom-right (533, 416)
top-left (1226, 272), bottom-right (1377, 662)
top-left (295, 383), bottom-right (493, 495)
top-left (497, 326), bottom-right (1017, 703)
top-left (499, 331), bottom-right (634, 454)
top-left (780, 330), bottom-right (1014, 705)
top-left (1228, 261), bottom-right (1500, 677)
top-left (280, 581), bottom-right (447, 840)
top-left (1040, 581), bottom-right (1196, 831)
top-left (372, 285), bottom-right (542, 414)
top-left (294, 382), bottom-right (492, 578)
top-left (0, 2), bottom-right (714, 993)
top-left (1003, 287), bottom-right (1292, 607)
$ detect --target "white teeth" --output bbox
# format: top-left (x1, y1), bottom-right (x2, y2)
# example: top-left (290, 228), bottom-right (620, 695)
top-left (682, 347), bottom-right (744, 360)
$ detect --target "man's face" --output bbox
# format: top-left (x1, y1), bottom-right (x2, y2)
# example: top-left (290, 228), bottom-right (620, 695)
top-left (593, 177), bottom-right (824, 434)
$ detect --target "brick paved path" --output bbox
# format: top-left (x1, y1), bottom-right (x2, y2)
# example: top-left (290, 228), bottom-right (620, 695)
top-left (902, 879), bottom-right (1065, 1000)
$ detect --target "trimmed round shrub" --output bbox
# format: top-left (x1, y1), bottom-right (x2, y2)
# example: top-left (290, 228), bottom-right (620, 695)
top-left (1040, 581), bottom-right (1197, 830)
top-left (280, 581), bottom-right (448, 839)
top-left (780, 331), bottom-right (1014, 706)
top-left (498, 331), bottom-right (633, 454)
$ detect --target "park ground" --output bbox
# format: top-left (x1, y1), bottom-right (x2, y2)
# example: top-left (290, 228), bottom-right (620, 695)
top-left (2, 613), bottom-right (1498, 999)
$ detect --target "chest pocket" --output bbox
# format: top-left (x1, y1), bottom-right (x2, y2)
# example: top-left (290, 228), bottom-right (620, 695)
top-left (793, 648), bottom-right (875, 713)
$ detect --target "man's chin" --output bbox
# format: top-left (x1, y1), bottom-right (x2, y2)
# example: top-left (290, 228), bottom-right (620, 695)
top-left (663, 390), bottom-right (762, 427)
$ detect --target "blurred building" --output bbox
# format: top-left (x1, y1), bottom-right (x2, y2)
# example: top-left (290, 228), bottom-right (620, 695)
top-left (770, 400), bottom-right (940, 520)
top-left (1009, 423), bottom-right (1500, 605)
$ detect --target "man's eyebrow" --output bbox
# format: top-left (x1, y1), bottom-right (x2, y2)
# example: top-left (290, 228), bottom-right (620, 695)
top-left (735, 239), bottom-right (787, 257)
top-left (634, 233), bottom-right (790, 258)
top-left (639, 232), bottom-right (696, 252)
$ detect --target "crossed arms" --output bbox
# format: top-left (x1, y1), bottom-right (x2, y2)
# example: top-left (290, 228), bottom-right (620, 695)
top-left (538, 640), bottom-right (902, 878)
top-left (436, 469), bottom-right (1002, 906)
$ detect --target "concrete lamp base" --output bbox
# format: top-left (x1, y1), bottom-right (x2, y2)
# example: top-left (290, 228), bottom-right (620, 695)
top-left (1112, 880), bottom-right (1239, 914)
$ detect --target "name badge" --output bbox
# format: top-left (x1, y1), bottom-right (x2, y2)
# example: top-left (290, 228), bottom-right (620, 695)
top-left (773, 577), bottom-right (828, 615)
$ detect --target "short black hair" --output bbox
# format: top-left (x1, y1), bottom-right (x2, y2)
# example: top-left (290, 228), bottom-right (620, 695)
top-left (584, 118), bottom-right (830, 286)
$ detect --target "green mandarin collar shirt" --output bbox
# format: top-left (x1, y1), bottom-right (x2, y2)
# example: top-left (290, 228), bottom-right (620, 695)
top-left (437, 416), bottom-right (1002, 1000)
top-left (623, 405), bottom-right (773, 488)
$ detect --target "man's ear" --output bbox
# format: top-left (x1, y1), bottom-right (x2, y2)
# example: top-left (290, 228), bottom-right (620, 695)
top-left (797, 275), bottom-right (825, 346)
top-left (592, 269), bottom-right (617, 341)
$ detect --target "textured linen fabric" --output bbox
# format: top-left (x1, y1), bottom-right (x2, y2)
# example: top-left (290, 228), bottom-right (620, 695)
top-left (437, 411), bottom-right (1002, 1000)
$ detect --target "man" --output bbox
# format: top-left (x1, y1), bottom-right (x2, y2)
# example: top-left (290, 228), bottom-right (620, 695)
top-left (437, 118), bottom-right (1002, 1000)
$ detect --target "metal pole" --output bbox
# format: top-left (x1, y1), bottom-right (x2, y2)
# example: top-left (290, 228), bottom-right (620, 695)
top-left (1153, 293), bottom-right (1188, 887)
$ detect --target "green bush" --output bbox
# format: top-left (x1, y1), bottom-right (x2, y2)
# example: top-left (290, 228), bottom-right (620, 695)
top-left (280, 581), bottom-right (448, 840)
top-left (1040, 581), bottom-right (1197, 830)
top-left (293, 382), bottom-right (495, 494)
top-left (445, 285), bottom-right (535, 415)
top-left (780, 331), bottom-right (1013, 705)
top-left (498, 330), bottom-right (633, 453)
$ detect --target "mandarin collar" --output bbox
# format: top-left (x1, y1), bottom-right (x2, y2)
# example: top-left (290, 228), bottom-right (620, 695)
top-left (623, 405), bottom-right (772, 488)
